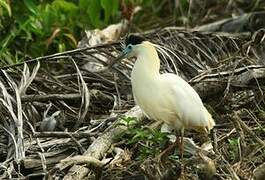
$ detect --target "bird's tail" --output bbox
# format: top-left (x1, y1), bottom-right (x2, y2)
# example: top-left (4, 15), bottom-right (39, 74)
top-left (205, 113), bottom-right (215, 133)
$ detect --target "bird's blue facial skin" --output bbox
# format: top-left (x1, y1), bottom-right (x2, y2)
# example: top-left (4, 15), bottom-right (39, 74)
top-left (110, 44), bottom-right (134, 67)
top-left (112, 44), bottom-right (134, 66)
top-left (122, 44), bottom-right (133, 57)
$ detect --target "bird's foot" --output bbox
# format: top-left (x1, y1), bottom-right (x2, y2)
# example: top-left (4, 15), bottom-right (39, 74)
top-left (155, 152), bottom-right (167, 167)
top-left (156, 139), bottom-right (179, 166)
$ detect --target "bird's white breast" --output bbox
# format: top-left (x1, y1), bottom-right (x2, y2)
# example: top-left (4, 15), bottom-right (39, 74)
top-left (131, 56), bottom-right (182, 128)
top-left (130, 42), bottom-right (215, 132)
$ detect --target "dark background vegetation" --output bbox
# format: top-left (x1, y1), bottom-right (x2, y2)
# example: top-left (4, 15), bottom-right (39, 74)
top-left (1, 0), bottom-right (264, 65)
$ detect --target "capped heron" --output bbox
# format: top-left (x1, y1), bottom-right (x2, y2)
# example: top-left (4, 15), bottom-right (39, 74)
top-left (111, 35), bottom-right (215, 173)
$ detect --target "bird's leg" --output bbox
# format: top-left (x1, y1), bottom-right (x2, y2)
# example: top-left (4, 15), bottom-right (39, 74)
top-left (180, 128), bottom-right (185, 178)
top-left (156, 135), bottom-right (180, 164)
top-left (180, 128), bottom-right (184, 161)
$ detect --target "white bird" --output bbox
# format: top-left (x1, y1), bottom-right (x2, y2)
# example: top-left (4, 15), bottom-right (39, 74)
top-left (111, 35), bottom-right (215, 171)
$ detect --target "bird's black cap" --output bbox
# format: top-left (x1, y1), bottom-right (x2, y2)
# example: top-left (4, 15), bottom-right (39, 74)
top-left (125, 35), bottom-right (145, 46)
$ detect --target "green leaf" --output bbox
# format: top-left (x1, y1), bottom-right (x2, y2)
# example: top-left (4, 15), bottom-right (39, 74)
top-left (119, 116), bottom-right (137, 126)
top-left (63, 33), bottom-right (77, 47)
top-left (87, 0), bottom-right (101, 27)
top-left (111, 0), bottom-right (119, 16)
top-left (40, 5), bottom-right (53, 33)
top-left (58, 43), bottom-right (65, 52)
top-left (228, 138), bottom-right (238, 146)
top-left (79, 0), bottom-right (90, 10)
top-left (100, 0), bottom-right (112, 23)
top-left (0, 0), bottom-right (12, 16)
top-left (52, 0), bottom-right (78, 16)
top-left (180, 0), bottom-right (189, 10)
top-left (23, 0), bottom-right (37, 15)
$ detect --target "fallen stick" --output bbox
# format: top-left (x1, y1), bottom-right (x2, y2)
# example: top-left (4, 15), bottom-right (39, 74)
top-left (194, 12), bottom-right (265, 32)
top-left (51, 106), bottom-right (144, 180)
top-left (233, 112), bottom-right (265, 147)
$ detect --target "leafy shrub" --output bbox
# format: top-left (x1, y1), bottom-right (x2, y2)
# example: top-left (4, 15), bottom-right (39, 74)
top-left (0, 0), bottom-right (191, 65)
top-left (119, 116), bottom-right (169, 160)
top-left (0, 0), bottom-right (120, 65)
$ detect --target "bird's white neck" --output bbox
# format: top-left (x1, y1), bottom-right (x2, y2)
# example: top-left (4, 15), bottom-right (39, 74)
top-left (131, 45), bottom-right (160, 81)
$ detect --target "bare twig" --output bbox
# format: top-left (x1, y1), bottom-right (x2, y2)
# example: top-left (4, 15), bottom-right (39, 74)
top-left (233, 112), bottom-right (265, 147)
top-left (33, 132), bottom-right (93, 140)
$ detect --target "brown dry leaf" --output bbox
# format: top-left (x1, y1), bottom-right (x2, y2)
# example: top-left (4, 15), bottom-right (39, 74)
top-left (78, 20), bottom-right (129, 48)
top-left (46, 28), bottom-right (61, 48)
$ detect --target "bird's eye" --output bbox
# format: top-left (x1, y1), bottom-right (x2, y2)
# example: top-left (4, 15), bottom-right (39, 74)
top-left (127, 45), bottom-right (133, 50)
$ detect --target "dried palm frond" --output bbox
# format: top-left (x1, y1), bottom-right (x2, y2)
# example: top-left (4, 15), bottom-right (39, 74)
top-left (71, 58), bottom-right (90, 130)
top-left (0, 27), bottom-right (264, 179)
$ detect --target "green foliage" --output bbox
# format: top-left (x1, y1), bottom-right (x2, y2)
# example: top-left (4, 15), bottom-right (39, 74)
top-left (0, 0), bottom-right (121, 65)
top-left (119, 117), bottom-right (169, 160)
top-left (179, 0), bottom-right (189, 10)
top-left (2, 0), bottom-right (262, 66)
top-left (101, 0), bottom-right (119, 24)
top-left (131, 128), bottom-right (169, 160)
top-left (0, 0), bottom-right (11, 16)
top-left (0, 0), bottom-right (195, 65)
top-left (87, 0), bottom-right (101, 28)
top-left (119, 116), bottom-right (138, 126)
top-left (228, 137), bottom-right (239, 161)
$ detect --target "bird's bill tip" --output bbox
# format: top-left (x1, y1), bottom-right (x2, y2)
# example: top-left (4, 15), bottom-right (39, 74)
top-left (108, 52), bottom-right (126, 68)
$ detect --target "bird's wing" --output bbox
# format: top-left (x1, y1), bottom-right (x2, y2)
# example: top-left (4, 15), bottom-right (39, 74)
top-left (160, 73), bottom-right (214, 131)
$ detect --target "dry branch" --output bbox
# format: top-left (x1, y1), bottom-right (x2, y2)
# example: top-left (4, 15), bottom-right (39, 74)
top-left (233, 112), bottom-right (265, 147)
top-left (192, 66), bottom-right (265, 98)
top-left (33, 132), bottom-right (93, 139)
top-left (195, 12), bottom-right (265, 32)
top-left (23, 153), bottom-right (71, 170)
top-left (51, 106), bottom-right (144, 180)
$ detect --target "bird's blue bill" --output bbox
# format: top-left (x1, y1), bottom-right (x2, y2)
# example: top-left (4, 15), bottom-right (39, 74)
top-left (108, 49), bottom-right (128, 67)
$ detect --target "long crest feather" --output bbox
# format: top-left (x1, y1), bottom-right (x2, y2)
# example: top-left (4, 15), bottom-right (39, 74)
top-left (153, 43), bottom-right (182, 74)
